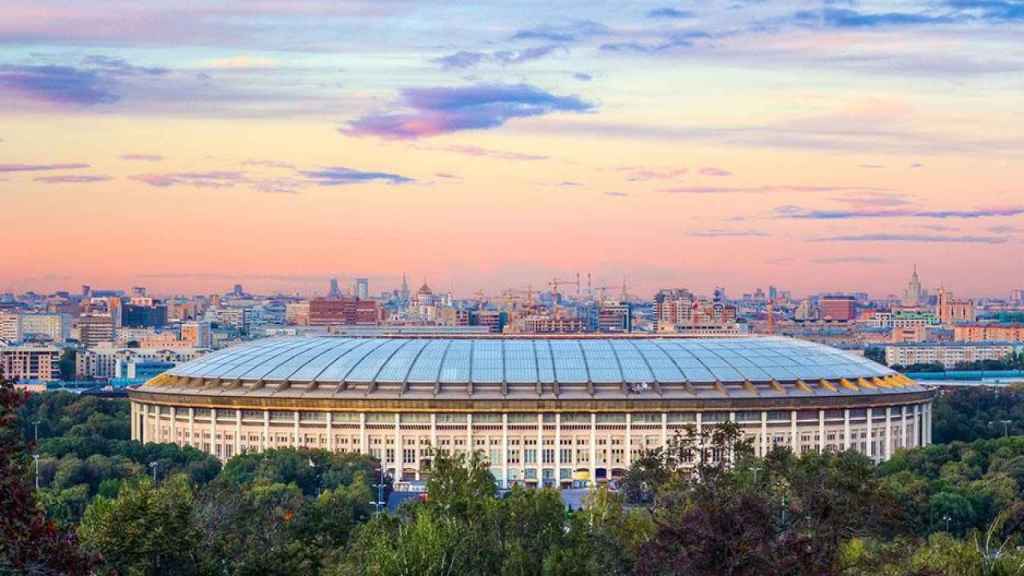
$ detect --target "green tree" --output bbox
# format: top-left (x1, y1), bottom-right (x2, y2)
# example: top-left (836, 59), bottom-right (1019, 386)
top-left (79, 474), bottom-right (203, 576)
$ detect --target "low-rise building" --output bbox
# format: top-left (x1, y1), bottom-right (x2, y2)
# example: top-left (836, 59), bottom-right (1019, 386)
top-left (955, 324), bottom-right (1024, 343)
top-left (884, 342), bottom-right (1020, 368)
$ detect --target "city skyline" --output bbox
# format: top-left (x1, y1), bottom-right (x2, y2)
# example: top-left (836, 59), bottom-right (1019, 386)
top-left (3, 1), bottom-right (1022, 297)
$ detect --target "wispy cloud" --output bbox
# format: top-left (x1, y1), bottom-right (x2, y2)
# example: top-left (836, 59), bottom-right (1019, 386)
top-left (831, 192), bottom-right (912, 208)
top-left (299, 166), bottom-right (413, 186)
top-left (777, 206), bottom-right (1024, 220)
top-left (345, 84), bottom-right (594, 139)
top-left (120, 154), bottom-right (163, 162)
top-left (619, 166), bottom-right (688, 181)
top-left (605, 191), bottom-right (629, 197)
top-left (666, 184), bottom-right (888, 194)
top-left (647, 8), bottom-right (696, 19)
top-left (812, 256), bottom-right (886, 264)
top-left (432, 45), bottom-right (563, 70)
top-left (813, 233), bottom-right (1007, 244)
top-left (511, 20), bottom-right (609, 43)
top-left (688, 229), bottom-right (769, 237)
top-left (946, 0), bottom-right (1024, 22)
top-left (414, 143), bottom-right (548, 161)
top-left (0, 163), bottom-right (90, 172)
top-left (34, 174), bottom-right (112, 183)
top-left (0, 65), bottom-right (117, 105)
top-left (601, 31), bottom-right (711, 54)
top-left (793, 8), bottom-right (954, 28)
top-left (699, 167), bottom-right (732, 177)
top-left (130, 171), bottom-right (247, 188)
top-left (242, 159), bottom-right (296, 169)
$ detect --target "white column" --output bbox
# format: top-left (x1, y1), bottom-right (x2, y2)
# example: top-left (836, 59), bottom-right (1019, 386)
top-left (624, 413), bottom-right (631, 467)
top-left (131, 403), bottom-right (137, 441)
top-left (760, 411), bottom-right (768, 457)
top-left (913, 405), bottom-right (920, 448)
top-left (695, 412), bottom-right (703, 464)
top-left (502, 413), bottom-right (509, 489)
top-left (818, 409), bottom-right (825, 453)
top-left (661, 412), bottom-right (668, 448)
top-left (843, 409), bottom-right (850, 451)
top-left (293, 410), bottom-right (301, 449)
top-left (902, 406), bottom-right (908, 449)
top-left (467, 413), bottom-right (473, 457)
top-left (556, 413), bottom-right (563, 483)
top-left (884, 408), bottom-right (892, 458)
top-left (188, 407), bottom-right (195, 449)
top-left (262, 410), bottom-right (269, 452)
top-left (394, 413), bottom-right (402, 473)
top-left (925, 403), bottom-right (932, 445)
top-left (327, 412), bottom-right (334, 453)
top-left (235, 409), bottom-right (241, 456)
top-left (589, 413), bottom-right (597, 486)
top-left (866, 408), bottom-right (874, 460)
top-left (539, 413), bottom-right (546, 484)
top-left (790, 410), bottom-right (799, 454)
top-left (210, 408), bottom-right (217, 457)
top-left (170, 407), bottom-right (177, 446)
top-left (359, 412), bottom-right (367, 455)
top-left (430, 413), bottom-right (437, 448)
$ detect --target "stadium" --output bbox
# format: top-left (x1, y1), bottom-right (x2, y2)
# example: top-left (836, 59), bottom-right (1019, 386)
top-left (129, 335), bottom-right (935, 488)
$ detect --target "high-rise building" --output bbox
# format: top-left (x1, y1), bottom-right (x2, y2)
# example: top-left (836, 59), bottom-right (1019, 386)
top-left (354, 278), bottom-right (369, 300)
top-left (0, 312), bottom-right (21, 343)
top-left (122, 303), bottom-right (168, 328)
top-left (0, 345), bottom-right (61, 382)
top-left (232, 284), bottom-right (244, 297)
top-left (328, 278), bottom-right (342, 298)
top-left (821, 295), bottom-right (856, 322)
top-left (1012, 289), bottom-right (1024, 304)
top-left (78, 314), bottom-right (115, 347)
top-left (18, 313), bottom-right (69, 342)
top-left (181, 321), bottom-right (213, 348)
top-left (654, 289), bottom-right (695, 331)
top-left (902, 266), bottom-right (926, 307)
top-left (936, 288), bottom-right (975, 326)
top-left (597, 302), bottom-right (632, 333)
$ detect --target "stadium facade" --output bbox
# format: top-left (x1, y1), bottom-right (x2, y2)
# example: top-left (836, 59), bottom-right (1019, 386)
top-left (129, 335), bottom-right (934, 487)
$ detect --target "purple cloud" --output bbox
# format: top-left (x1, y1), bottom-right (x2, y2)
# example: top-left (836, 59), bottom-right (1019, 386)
top-left (778, 206), bottom-right (1024, 219)
top-left (619, 166), bottom-right (687, 181)
top-left (346, 84), bottom-right (593, 139)
top-left (432, 46), bottom-right (562, 70)
top-left (574, 73), bottom-right (593, 81)
top-left (647, 8), bottom-right (696, 19)
top-left (415, 143), bottom-right (548, 161)
top-left (666, 184), bottom-right (890, 194)
top-left (0, 163), bottom-right (90, 172)
top-left (688, 229), bottom-right (768, 237)
top-left (605, 192), bottom-right (629, 197)
top-left (699, 167), bottom-right (732, 177)
top-left (0, 65), bottom-right (117, 105)
top-left (511, 20), bottom-right (608, 43)
top-left (121, 154), bottom-right (164, 162)
top-left (814, 233), bottom-right (1006, 244)
top-left (130, 171), bottom-right (247, 188)
top-left (34, 175), bottom-right (112, 183)
top-left (299, 166), bottom-right (413, 186)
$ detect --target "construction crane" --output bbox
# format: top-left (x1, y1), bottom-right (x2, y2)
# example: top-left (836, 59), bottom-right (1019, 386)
top-left (591, 278), bottom-right (629, 303)
top-left (548, 276), bottom-right (580, 298)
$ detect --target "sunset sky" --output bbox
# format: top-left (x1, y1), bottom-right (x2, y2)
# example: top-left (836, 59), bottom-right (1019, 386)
top-left (1, 0), bottom-right (1022, 298)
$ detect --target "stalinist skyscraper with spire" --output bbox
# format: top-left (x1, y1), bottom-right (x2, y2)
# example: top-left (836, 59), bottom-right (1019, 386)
top-left (902, 265), bottom-right (927, 307)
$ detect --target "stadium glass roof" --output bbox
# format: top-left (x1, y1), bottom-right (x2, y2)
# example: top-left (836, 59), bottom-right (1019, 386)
top-left (162, 335), bottom-right (896, 387)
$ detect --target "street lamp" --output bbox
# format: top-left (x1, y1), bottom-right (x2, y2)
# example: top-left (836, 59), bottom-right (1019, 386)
top-left (149, 461), bottom-right (159, 484)
top-left (370, 467), bottom-right (387, 515)
top-left (33, 420), bottom-right (40, 444)
top-left (33, 454), bottom-right (40, 490)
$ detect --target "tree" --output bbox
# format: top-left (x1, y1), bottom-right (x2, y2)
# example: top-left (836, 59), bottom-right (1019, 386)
top-left (0, 379), bottom-right (94, 575)
top-left (78, 474), bottom-right (203, 576)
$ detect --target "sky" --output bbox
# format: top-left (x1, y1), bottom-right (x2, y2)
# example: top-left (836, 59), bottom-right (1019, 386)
top-left (1, 0), bottom-right (1022, 299)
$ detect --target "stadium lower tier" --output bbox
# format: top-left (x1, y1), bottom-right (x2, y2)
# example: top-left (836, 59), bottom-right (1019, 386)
top-left (129, 395), bottom-right (933, 487)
